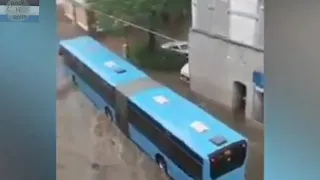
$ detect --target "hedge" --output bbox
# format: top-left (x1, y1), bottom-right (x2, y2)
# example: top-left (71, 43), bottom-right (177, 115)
top-left (129, 43), bottom-right (187, 71)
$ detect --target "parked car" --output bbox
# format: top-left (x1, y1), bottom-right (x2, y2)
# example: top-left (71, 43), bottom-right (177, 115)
top-left (180, 63), bottom-right (190, 83)
top-left (161, 41), bottom-right (189, 56)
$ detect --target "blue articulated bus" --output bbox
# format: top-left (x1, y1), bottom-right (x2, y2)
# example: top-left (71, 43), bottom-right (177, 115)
top-left (59, 36), bottom-right (248, 180)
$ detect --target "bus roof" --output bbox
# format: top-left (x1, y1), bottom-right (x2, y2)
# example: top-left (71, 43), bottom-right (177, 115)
top-left (129, 87), bottom-right (246, 158)
top-left (59, 36), bottom-right (147, 86)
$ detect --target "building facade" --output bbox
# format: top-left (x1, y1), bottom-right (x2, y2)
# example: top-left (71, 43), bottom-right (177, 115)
top-left (189, 0), bottom-right (264, 123)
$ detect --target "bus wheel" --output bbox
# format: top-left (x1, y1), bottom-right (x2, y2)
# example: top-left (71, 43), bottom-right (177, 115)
top-left (156, 154), bottom-right (168, 175)
top-left (71, 75), bottom-right (77, 86)
top-left (104, 107), bottom-right (113, 121)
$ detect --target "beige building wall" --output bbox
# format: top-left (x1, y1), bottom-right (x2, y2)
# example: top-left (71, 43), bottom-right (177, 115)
top-left (75, 6), bottom-right (88, 30)
top-left (62, 0), bottom-right (88, 31)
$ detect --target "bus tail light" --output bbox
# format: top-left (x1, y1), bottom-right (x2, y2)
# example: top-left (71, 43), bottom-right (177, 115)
top-left (211, 158), bottom-right (218, 166)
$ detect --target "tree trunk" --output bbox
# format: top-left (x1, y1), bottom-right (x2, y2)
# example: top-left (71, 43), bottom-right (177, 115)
top-left (161, 11), bottom-right (169, 23)
top-left (85, 9), bottom-right (97, 38)
top-left (148, 10), bottom-right (157, 52)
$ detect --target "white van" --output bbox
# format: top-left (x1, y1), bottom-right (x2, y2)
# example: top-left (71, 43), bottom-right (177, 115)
top-left (180, 63), bottom-right (190, 83)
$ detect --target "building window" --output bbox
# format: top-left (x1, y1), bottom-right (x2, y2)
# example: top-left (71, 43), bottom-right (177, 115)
top-left (227, 10), bottom-right (259, 21)
top-left (228, 0), bottom-right (261, 46)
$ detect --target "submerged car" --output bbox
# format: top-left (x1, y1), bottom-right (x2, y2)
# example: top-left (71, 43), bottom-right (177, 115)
top-left (161, 41), bottom-right (189, 56)
top-left (180, 63), bottom-right (190, 83)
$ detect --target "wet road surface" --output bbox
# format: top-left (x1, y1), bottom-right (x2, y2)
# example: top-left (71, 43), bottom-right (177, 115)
top-left (57, 57), bottom-right (168, 180)
top-left (56, 60), bottom-right (263, 180)
top-left (57, 6), bottom-right (263, 180)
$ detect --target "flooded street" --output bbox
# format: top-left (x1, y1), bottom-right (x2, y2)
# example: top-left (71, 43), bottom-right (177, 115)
top-left (57, 6), bottom-right (263, 179)
top-left (146, 71), bottom-right (264, 180)
top-left (57, 57), bottom-right (168, 180)
top-left (56, 60), bottom-right (263, 180)
top-left (57, 89), bottom-right (168, 180)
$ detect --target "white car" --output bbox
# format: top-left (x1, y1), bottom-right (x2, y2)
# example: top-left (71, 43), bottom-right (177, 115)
top-left (161, 41), bottom-right (189, 56)
top-left (180, 63), bottom-right (190, 83)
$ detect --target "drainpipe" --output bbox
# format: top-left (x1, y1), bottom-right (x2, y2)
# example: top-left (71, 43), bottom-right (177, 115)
top-left (252, 85), bottom-right (256, 121)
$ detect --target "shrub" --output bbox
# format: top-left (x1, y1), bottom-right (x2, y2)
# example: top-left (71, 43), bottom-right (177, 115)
top-left (129, 43), bottom-right (187, 71)
top-left (96, 16), bottom-right (126, 36)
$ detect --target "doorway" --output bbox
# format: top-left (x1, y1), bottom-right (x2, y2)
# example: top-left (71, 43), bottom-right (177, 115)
top-left (232, 81), bottom-right (247, 116)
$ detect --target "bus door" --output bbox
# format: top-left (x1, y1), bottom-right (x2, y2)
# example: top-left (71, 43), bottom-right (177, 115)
top-left (115, 90), bottom-right (129, 136)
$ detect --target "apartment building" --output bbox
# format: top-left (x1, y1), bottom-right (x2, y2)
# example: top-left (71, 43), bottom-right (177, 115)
top-left (189, 0), bottom-right (264, 123)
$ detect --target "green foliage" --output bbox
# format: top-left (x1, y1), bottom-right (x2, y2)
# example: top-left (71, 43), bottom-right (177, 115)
top-left (88, 0), bottom-right (162, 22)
top-left (129, 43), bottom-right (187, 71)
top-left (162, 0), bottom-right (191, 16)
top-left (96, 14), bottom-right (126, 36)
top-left (88, 0), bottom-right (191, 27)
top-left (86, 0), bottom-right (190, 70)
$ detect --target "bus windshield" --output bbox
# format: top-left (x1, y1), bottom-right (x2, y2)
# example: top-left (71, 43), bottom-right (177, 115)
top-left (209, 140), bottom-right (247, 179)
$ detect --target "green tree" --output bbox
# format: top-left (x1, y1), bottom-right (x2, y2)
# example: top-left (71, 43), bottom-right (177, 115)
top-left (86, 9), bottom-right (98, 37)
top-left (161, 0), bottom-right (191, 23)
top-left (88, 0), bottom-right (190, 51)
top-left (89, 0), bottom-right (164, 51)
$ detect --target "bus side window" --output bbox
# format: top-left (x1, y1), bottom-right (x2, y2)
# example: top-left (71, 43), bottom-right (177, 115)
top-left (100, 79), bottom-right (115, 106)
top-left (127, 102), bottom-right (203, 179)
top-left (127, 103), bottom-right (142, 122)
top-left (62, 50), bottom-right (75, 69)
top-left (81, 64), bottom-right (115, 107)
top-left (59, 46), bottom-right (63, 56)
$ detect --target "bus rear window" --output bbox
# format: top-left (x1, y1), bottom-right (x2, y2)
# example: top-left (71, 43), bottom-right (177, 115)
top-left (209, 140), bottom-right (247, 179)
